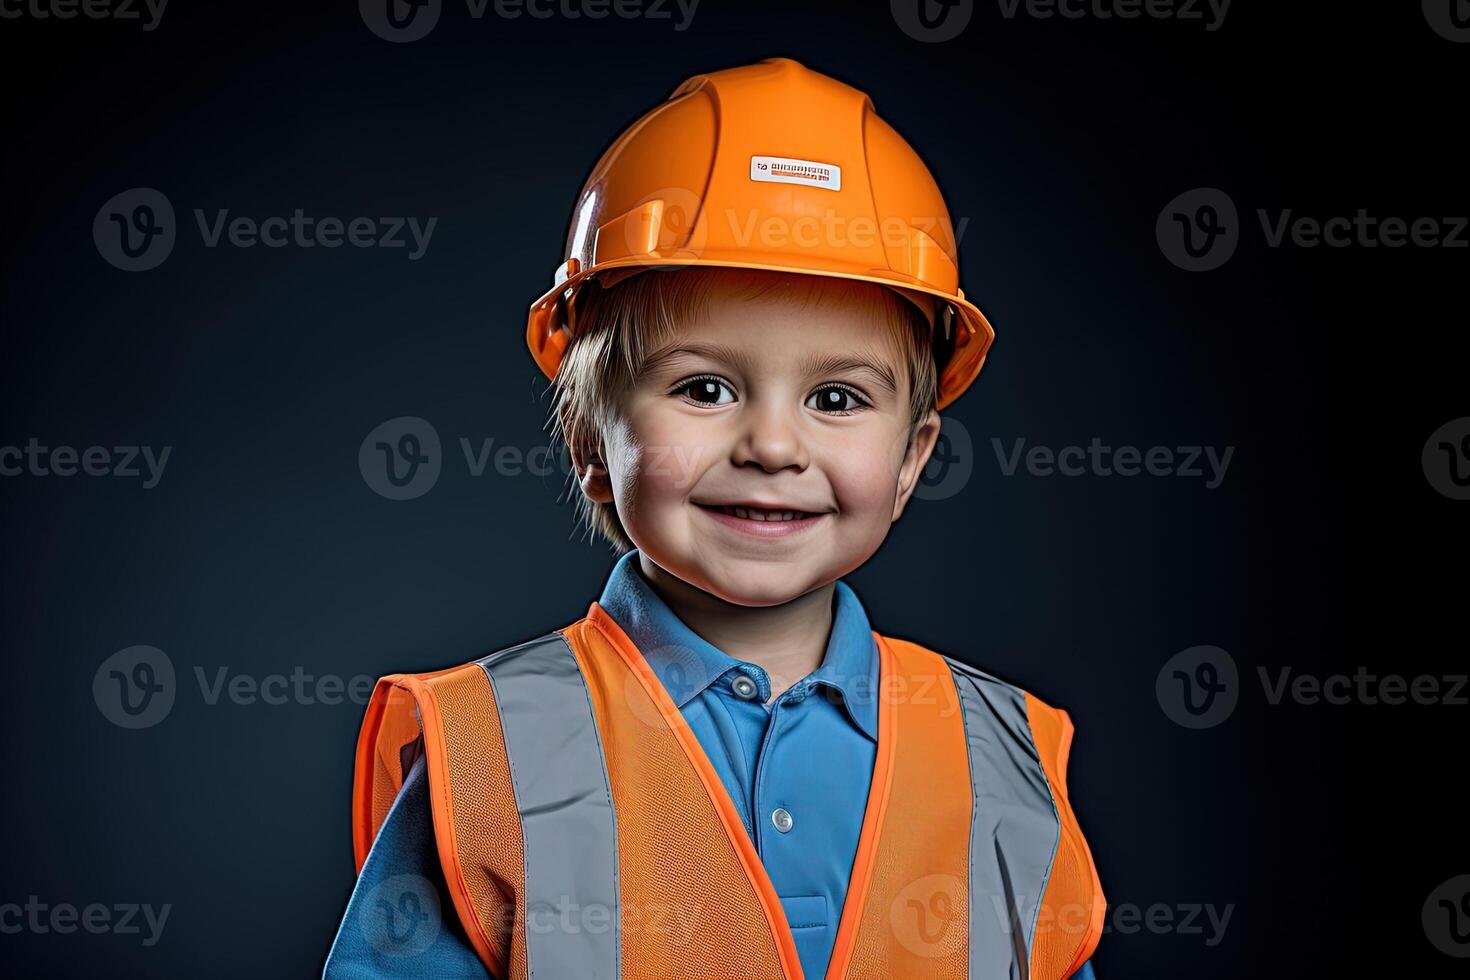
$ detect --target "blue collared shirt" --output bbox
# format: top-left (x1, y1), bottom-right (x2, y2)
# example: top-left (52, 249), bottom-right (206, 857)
top-left (324, 551), bottom-right (1100, 979)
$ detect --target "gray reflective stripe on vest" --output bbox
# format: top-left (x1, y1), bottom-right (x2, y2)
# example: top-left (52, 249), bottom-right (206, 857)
top-left (945, 657), bottom-right (1063, 980)
top-left (479, 634), bottom-right (620, 979)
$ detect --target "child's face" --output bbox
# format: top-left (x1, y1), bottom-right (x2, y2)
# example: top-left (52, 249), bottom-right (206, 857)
top-left (577, 273), bottom-right (942, 606)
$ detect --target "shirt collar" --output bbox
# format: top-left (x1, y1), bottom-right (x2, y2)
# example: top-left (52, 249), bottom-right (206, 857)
top-left (595, 549), bottom-right (879, 742)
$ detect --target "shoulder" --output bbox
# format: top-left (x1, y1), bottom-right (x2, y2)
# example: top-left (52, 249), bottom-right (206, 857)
top-left (383, 623), bottom-right (590, 687)
top-left (875, 630), bottom-right (1079, 774)
top-left (875, 629), bottom-right (1036, 703)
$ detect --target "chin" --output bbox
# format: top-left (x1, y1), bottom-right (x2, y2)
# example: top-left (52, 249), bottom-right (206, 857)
top-left (690, 559), bottom-right (828, 608)
top-left (633, 520), bottom-right (864, 606)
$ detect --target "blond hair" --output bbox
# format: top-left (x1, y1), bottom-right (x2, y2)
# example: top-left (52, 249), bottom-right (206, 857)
top-left (547, 267), bottom-right (939, 553)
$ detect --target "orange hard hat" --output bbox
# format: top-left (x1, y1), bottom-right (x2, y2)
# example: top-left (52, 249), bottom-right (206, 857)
top-left (525, 57), bottom-right (995, 410)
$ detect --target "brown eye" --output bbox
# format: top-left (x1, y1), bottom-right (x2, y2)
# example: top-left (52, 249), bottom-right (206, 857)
top-left (807, 385), bottom-right (867, 414)
top-left (674, 376), bottom-right (735, 406)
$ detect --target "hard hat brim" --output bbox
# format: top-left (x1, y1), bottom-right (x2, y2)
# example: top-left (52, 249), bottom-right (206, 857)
top-left (526, 255), bottom-right (993, 411)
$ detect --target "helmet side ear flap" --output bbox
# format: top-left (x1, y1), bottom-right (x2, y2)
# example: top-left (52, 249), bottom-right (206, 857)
top-left (923, 301), bottom-right (970, 396)
top-left (931, 304), bottom-right (961, 382)
top-left (526, 299), bottom-right (572, 380)
top-left (561, 275), bottom-right (607, 345)
top-left (562, 291), bottom-right (577, 340)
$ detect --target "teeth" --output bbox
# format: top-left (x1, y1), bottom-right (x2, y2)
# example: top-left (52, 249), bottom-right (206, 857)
top-left (718, 505), bottom-right (807, 522)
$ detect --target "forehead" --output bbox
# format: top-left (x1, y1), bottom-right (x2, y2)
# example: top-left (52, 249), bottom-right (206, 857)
top-left (628, 271), bottom-right (921, 404)
top-left (673, 269), bottom-right (911, 360)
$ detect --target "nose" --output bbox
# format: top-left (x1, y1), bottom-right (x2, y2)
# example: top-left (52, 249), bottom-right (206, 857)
top-left (731, 396), bottom-right (810, 474)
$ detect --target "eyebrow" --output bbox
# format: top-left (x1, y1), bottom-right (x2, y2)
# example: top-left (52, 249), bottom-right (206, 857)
top-left (644, 342), bottom-right (756, 373)
top-left (796, 351), bottom-right (899, 395)
top-left (644, 342), bottom-right (899, 395)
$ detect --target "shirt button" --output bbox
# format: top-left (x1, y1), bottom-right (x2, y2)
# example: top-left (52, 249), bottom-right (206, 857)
top-left (731, 675), bottom-right (759, 700)
top-left (771, 807), bottom-right (794, 833)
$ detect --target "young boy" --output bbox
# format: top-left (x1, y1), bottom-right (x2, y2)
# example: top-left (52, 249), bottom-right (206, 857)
top-left (325, 58), bottom-right (1104, 980)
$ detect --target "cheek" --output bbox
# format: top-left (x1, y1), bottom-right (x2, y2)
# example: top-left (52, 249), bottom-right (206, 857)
top-left (617, 412), bottom-right (717, 507)
top-left (831, 466), bottom-right (897, 515)
top-left (823, 427), bottom-right (910, 514)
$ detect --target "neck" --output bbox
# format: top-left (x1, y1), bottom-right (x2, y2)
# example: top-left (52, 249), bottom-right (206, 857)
top-left (637, 553), bottom-right (835, 703)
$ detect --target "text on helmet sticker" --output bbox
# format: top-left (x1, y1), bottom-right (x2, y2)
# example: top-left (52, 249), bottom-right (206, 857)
top-left (749, 155), bottom-right (842, 191)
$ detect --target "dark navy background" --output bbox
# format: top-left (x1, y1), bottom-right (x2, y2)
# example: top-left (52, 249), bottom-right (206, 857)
top-left (1, 2), bottom-right (1463, 977)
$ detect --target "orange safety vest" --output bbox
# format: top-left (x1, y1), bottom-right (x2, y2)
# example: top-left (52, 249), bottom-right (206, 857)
top-left (352, 603), bottom-right (1105, 979)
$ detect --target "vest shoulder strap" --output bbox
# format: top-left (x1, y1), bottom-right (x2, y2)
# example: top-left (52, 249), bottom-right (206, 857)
top-left (881, 637), bottom-right (1106, 980)
top-left (352, 631), bottom-right (584, 979)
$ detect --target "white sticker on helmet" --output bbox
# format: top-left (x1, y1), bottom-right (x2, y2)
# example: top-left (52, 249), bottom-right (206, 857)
top-left (749, 155), bottom-right (842, 191)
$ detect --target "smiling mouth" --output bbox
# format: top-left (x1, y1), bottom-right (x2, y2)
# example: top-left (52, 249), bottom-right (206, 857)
top-left (697, 503), bottom-right (821, 523)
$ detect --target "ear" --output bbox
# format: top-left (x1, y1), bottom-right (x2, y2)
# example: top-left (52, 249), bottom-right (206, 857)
top-left (892, 408), bottom-right (942, 522)
top-left (568, 435), bottom-right (615, 505)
